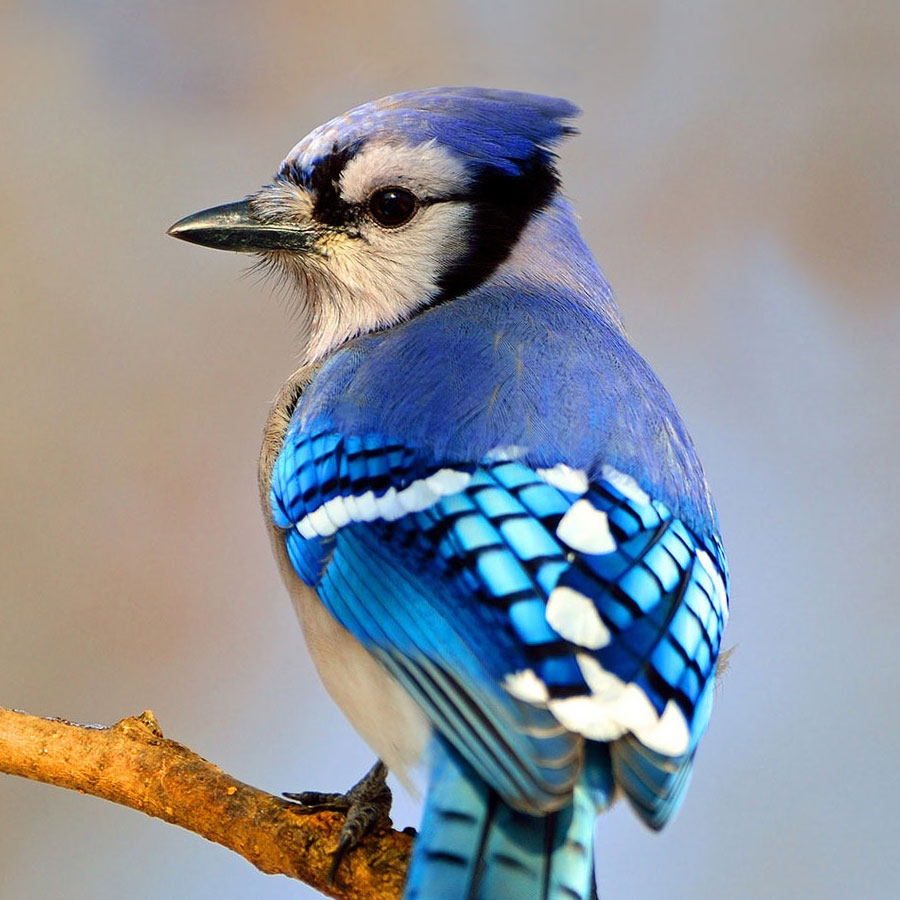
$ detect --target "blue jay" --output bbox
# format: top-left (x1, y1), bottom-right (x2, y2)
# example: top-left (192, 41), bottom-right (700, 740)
top-left (169, 88), bottom-right (729, 899)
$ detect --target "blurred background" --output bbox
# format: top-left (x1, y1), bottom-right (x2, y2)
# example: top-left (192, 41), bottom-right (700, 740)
top-left (1, 1), bottom-right (897, 897)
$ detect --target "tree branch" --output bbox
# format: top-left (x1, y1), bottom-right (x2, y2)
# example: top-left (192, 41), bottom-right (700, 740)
top-left (0, 706), bottom-right (412, 899)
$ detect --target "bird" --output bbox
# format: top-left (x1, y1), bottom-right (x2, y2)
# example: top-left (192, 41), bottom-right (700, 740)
top-left (168, 87), bottom-right (729, 900)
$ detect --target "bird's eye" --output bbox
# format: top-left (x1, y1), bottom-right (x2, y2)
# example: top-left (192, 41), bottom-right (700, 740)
top-left (368, 188), bottom-right (417, 227)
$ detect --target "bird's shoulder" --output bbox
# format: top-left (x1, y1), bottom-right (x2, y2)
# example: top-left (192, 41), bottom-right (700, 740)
top-left (289, 282), bottom-right (718, 537)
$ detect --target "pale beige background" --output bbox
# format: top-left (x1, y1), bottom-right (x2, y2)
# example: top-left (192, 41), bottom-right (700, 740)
top-left (1, 2), bottom-right (898, 898)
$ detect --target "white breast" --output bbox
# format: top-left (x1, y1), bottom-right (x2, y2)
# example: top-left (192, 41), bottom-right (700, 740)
top-left (286, 574), bottom-right (431, 783)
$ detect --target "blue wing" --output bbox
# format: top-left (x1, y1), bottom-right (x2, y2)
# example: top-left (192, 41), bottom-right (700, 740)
top-left (271, 414), bottom-right (728, 827)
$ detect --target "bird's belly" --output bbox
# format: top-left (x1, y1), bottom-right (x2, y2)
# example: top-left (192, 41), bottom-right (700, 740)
top-left (289, 577), bottom-right (431, 783)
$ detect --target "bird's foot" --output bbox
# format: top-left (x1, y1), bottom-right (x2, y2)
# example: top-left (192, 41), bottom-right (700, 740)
top-left (284, 760), bottom-right (392, 884)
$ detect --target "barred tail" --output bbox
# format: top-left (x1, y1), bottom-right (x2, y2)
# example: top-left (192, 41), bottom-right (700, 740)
top-left (405, 741), bottom-right (599, 900)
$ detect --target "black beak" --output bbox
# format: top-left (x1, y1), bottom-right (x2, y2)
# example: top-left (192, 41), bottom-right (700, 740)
top-left (167, 199), bottom-right (315, 253)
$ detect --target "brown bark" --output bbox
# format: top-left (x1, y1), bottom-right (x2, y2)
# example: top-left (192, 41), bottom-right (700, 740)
top-left (0, 706), bottom-right (412, 899)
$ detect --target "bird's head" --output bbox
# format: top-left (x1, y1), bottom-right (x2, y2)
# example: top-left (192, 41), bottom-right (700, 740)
top-left (169, 87), bottom-right (579, 361)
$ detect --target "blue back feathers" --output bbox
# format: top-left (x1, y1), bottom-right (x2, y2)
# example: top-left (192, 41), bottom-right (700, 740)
top-left (292, 282), bottom-right (718, 540)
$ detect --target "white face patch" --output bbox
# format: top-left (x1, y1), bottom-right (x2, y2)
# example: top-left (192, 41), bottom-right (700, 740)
top-left (556, 499), bottom-right (617, 555)
top-left (252, 139), bottom-right (476, 365)
top-left (545, 586), bottom-right (611, 649)
top-left (339, 139), bottom-right (472, 205)
top-left (256, 198), bottom-right (473, 365)
top-left (318, 198), bottom-right (469, 331)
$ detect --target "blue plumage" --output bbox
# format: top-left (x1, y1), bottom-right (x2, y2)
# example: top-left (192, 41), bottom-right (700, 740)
top-left (171, 86), bottom-right (730, 899)
top-left (293, 281), bottom-right (717, 536)
top-left (271, 404), bottom-right (727, 829)
top-left (281, 87), bottom-right (579, 185)
top-left (406, 741), bottom-right (603, 900)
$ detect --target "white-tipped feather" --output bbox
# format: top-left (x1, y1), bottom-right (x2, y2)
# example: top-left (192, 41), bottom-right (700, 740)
top-left (321, 497), bottom-right (351, 531)
top-left (601, 464), bottom-right (651, 506)
top-left (548, 695), bottom-right (626, 742)
top-left (302, 504), bottom-right (340, 538)
top-left (556, 499), bottom-right (617, 555)
top-left (697, 547), bottom-right (728, 614)
top-left (295, 470), bottom-right (471, 535)
top-left (396, 479), bottom-right (438, 513)
top-left (352, 489), bottom-right (380, 521)
top-left (503, 668), bottom-right (550, 704)
top-left (484, 445), bottom-right (528, 461)
top-left (424, 468), bottom-right (472, 494)
top-left (543, 653), bottom-right (689, 755)
top-left (545, 586), bottom-right (611, 649)
top-left (536, 463), bottom-right (589, 495)
top-left (374, 487), bottom-right (407, 521)
top-left (632, 699), bottom-right (691, 757)
top-left (341, 489), bottom-right (362, 523)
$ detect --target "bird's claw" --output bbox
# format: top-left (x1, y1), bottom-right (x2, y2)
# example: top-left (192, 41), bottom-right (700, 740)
top-left (284, 760), bottom-right (392, 884)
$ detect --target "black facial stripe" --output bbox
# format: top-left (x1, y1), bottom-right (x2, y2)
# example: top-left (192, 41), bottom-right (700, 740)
top-left (434, 154), bottom-right (560, 302)
top-left (277, 147), bottom-right (558, 282)
top-left (309, 147), bottom-right (355, 226)
top-left (279, 145), bottom-right (357, 228)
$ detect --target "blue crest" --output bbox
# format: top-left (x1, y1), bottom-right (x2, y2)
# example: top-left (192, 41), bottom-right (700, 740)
top-left (280, 87), bottom-right (580, 184)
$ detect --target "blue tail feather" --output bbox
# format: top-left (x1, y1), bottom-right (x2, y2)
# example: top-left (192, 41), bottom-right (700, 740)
top-left (405, 740), bottom-right (600, 900)
top-left (610, 736), bottom-right (694, 831)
